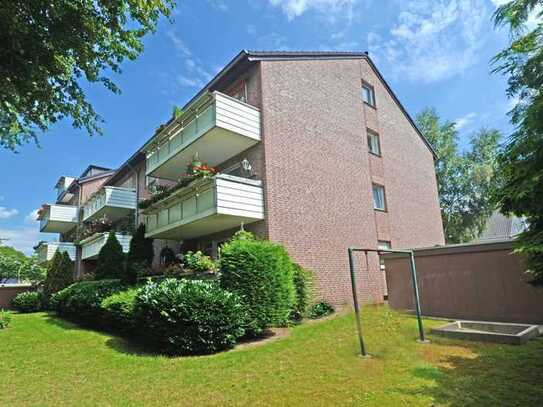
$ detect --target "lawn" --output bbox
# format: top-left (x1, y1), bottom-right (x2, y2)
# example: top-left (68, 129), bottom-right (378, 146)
top-left (1, 306), bottom-right (542, 406)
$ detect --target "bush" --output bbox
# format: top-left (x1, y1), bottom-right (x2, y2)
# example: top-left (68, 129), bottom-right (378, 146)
top-left (95, 232), bottom-right (125, 280)
top-left (52, 280), bottom-right (125, 323)
top-left (11, 291), bottom-right (42, 313)
top-left (0, 309), bottom-right (11, 329)
top-left (43, 251), bottom-right (74, 302)
top-left (134, 279), bottom-right (246, 355)
top-left (101, 288), bottom-right (139, 330)
top-left (290, 264), bottom-right (313, 321)
top-left (180, 250), bottom-right (217, 274)
top-left (220, 233), bottom-right (295, 336)
top-left (124, 224), bottom-right (154, 284)
top-left (308, 302), bottom-right (334, 319)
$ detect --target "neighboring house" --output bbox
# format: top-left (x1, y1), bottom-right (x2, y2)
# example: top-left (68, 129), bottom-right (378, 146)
top-left (476, 210), bottom-right (528, 243)
top-left (34, 50), bottom-right (444, 305)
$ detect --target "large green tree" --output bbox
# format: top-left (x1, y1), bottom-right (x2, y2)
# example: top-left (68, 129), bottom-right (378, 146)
top-left (0, 0), bottom-right (174, 150)
top-left (0, 246), bottom-right (46, 284)
top-left (492, 0), bottom-right (543, 284)
top-left (416, 109), bottom-right (501, 243)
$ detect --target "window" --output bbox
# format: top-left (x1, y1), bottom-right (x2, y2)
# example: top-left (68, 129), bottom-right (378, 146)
top-left (367, 129), bottom-right (381, 156)
top-left (372, 184), bottom-right (386, 211)
top-left (362, 82), bottom-right (376, 107)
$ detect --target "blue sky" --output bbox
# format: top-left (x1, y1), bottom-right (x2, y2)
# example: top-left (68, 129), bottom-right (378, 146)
top-left (0, 0), bottom-right (523, 254)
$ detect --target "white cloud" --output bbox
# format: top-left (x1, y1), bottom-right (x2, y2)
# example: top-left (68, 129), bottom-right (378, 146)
top-left (24, 209), bottom-right (40, 224)
top-left (0, 227), bottom-right (49, 255)
top-left (0, 207), bottom-right (18, 219)
top-left (269, 0), bottom-right (356, 21)
top-left (207, 0), bottom-right (229, 11)
top-left (455, 112), bottom-right (477, 130)
top-left (369, 0), bottom-right (490, 83)
top-left (166, 31), bottom-right (212, 89)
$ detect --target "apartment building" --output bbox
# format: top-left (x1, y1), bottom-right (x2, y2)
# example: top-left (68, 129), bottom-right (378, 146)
top-left (35, 51), bottom-right (444, 305)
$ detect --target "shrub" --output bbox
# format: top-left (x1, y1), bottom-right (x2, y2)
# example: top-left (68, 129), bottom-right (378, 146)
top-left (11, 291), bottom-right (42, 313)
top-left (95, 232), bottom-right (125, 280)
top-left (180, 250), bottom-right (217, 274)
top-left (220, 233), bottom-right (295, 336)
top-left (52, 280), bottom-right (125, 323)
top-left (43, 251), bottom-right (74, 302)
top-left (308, 302), bottom-right (334, 319)
top-left (290, 264), bottom-right (313, 321)
top-left (124, 224), bottom-right (154, 284)
top-left (101, 288), bottom-right (139, 330)
top-left (0, 309), bottom-right (11, 329)
top-left (134, 279), bottom-right (246, 355)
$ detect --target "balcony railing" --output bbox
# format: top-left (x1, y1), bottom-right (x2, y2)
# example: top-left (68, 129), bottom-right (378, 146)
top-left (80, 232), bottom-right (132, 260)
top-left (145, 91), bottom-right (261, 180)
top-left (39, 204), bottom-right (79, 233)
top-left (35, 242), bottom-right (76, 264)
top-left (82, 186), bottom-right (136, 222)
top-left (143, 174), bottom-right (264, 240)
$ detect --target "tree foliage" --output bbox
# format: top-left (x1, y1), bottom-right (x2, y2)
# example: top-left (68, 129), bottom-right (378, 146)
top-left (0, 246), bottom-right (46, 284)
top-left (492, 0), bottom-right (543, 284)
top-left (0, 0), bottom-right (174, 150)
top-left (416, 109), bottom-right (501, 243)
top-left (43, 251), bottom-right (73, 300)
top-left (95, 232), bottom-right (124, 280)
top-left (124, 223), bottom-right (153, 284)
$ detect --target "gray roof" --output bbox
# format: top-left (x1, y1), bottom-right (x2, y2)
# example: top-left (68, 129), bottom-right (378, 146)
top-left (477, 211), bottom-right (528, 242)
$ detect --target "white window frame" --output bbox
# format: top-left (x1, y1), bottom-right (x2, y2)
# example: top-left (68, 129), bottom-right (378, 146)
top-left (372, 183), bottom-right (386, 211)
top-left (367, 129), bottom-right (381, 156)
top-left (362, 82), bottom-right (376, 107)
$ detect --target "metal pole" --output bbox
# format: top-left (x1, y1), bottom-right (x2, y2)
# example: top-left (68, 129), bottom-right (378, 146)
top-left (348, 248), bottom-right (367, 356)
top-left (409, 251), bottom-right (426, 342)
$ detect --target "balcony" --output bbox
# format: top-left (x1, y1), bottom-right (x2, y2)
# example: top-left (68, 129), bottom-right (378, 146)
top-left (38, 204), bottom-right (79, 233)
top-left (143, 174), bottom-right (264, 240)
top-left (82, 186), bottom-right (137, 222)
top-left (35, 242), bottom-right (76, 264)
top-left (80, 232), bottom-right (132, 260)
top-left (145, 92), bottom-right (261, 180)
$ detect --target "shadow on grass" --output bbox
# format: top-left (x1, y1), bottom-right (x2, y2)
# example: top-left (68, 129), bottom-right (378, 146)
top-left (405, 337), bottom-right (543, 406)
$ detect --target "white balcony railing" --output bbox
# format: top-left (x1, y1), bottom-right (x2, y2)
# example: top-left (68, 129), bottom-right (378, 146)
top-left (80, 232), bottom-right (132, 260)
top-left (145, 92), bottom-right (261, 180)
top-left (143, 174), bottom-right (264, 240)
top-left (82, 186), bottom-right (136, 222)
top-left (35, 242), bottom-right (76, 264)
top-left (39, 205), bottom-right (79, 233)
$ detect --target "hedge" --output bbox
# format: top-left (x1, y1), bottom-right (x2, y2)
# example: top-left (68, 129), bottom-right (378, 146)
top-left (11, 291), bottom-right (42, 313)
top-left (134, 279), bottom-right (247, 355)
top-left (51, 280), bottom-right (126, 323)
top-left (100, 288), bottom-right (139, 331)
top-left (220, 234), bottom-right (295, 336)
top-left (290, 263), bottom-right (313, 321)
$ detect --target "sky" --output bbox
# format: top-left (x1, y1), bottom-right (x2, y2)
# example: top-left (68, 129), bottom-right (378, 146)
top-left (0, 0), bottom-right (526, 254)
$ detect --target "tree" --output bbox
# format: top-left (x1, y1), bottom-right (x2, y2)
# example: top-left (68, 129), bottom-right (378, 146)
top-left (416, 109), bottom-right (501, 243)
top-left (492, 0), bottom-right (543, 284)
top-left (43, 251), bottom-right (73, 299)
top-left (124, 224), bottom-right (154, 284)
top-left (0, 0), bottom-right (174, 151)
top-left (0, 246), bottom-right (46, 284)
top-left (95, 232), bottom-right (124, 280)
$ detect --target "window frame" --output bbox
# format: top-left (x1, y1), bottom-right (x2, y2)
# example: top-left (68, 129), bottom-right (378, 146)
top-left (361, 81), bottom-right (376, 108)
top-left (366, 129), bottom-right (381, 157)
top-left (372, 183), bottom-right (387, 212)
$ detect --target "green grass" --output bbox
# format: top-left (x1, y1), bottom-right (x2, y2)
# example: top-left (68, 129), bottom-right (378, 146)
top-left (1, 306), bottom-right (542, 406)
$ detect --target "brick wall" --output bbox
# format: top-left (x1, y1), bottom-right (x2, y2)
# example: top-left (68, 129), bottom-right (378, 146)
top-left (259, 58), bottom-right (444, 306)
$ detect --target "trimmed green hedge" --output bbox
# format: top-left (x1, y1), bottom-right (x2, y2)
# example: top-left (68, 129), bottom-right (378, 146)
top-left (134, 279), bottom-right (247, 355)
top-left (291, 263), bottom-right (313, 321)
top-left (101, 288), bottom-right (139, 331)
top-left (220, 235), bottom-right (295, 336)
top-left (11, 291), bottom-right (42, 313)
top-left (51, 280), bottom-right (126, 323)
